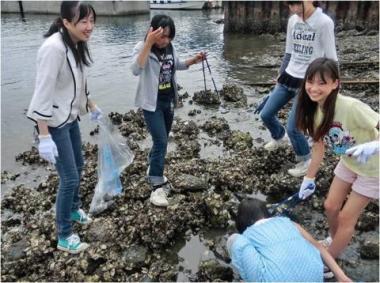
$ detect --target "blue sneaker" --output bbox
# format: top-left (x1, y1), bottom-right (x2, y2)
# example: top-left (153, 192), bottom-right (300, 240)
top-left (57, 234), bottom-right (89, 254)
top-left (71, 209), bottom-right (92, 224)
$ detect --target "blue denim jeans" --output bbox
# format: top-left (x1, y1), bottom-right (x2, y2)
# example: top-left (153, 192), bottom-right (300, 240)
top-left (49, 120), bottom-right (83, 239)
top-left (260, 83), bottom-right (310, 161)
top-left (143, 99), bottom-right (174, 185)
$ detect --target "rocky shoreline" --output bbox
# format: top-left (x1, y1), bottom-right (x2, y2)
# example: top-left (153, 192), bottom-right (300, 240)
top-left (1, 31), bottom-right (379, 281)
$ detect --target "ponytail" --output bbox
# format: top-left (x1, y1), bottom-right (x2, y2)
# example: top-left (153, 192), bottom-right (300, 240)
top-left (44, 17), bottom-right (63, 38)
top-left (42, 1), bottom-right (96, 69)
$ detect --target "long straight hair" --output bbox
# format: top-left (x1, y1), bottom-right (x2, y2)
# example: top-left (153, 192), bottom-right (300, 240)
top-left (44, 1), bottom-right (96, 69)
top-left (296, 58), bottom-right (340, 141)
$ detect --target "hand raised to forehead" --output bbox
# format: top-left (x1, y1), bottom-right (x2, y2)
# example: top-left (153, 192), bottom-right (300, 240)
top-left (145, 27), bottom-right (163, 47)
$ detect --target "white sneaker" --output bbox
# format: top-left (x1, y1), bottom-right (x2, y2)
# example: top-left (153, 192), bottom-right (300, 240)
top-left (288, 159), bottom-right (311, 177)
top-left (264, 133), bottom-right (290, 151)
top-left (150, 187), bottom-right (169, 207)
top-left (319, 236), bottom-right (333, 248)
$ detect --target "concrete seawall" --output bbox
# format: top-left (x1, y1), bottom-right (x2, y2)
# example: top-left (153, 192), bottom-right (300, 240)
top-left (1, 1), bottom-right (150, 16)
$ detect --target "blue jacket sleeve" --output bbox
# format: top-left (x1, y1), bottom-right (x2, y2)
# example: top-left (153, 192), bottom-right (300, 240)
top-left (279, 53), bottom-right (291, 75)
top-left (230, 234), bottom-right (260, 281)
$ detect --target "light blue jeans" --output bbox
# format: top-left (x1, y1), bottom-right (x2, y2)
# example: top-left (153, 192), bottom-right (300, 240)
top-left (49, 120), bottom-right (83, 239)
top-left (260, 83), bottom-right (311, 161)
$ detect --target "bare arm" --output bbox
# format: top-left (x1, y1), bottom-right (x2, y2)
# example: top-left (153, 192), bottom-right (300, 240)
top-left (37, 120), bottom-right (49, 136)
top-left (185, 52), bottom-right (206, 67)
top-left (87, 99), bottom-right (97, 112)
top-left (306, 139), bottom-right (325, 179)
top-left (294, 223), bottom-right (352, 282)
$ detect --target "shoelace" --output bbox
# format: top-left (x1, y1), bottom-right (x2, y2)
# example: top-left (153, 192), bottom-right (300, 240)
top-left (67, 234), bottom-right (80, 246)
top-left (78, 209), bottom-right (86, 221)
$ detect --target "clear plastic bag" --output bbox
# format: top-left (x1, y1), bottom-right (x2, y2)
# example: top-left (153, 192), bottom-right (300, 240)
top-left (89, 117), bottom-right (134, 215)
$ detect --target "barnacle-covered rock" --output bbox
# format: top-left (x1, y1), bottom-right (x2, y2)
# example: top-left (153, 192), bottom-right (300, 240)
top-left (204, 192), bottom-right (231, 228)
top-left (15, 147), bottom-right (48, 166)
top-left (193, 89), bottom-right (221, 105)
top-left (223, 130), bottom-right (253, 151)
top-left (220, 84), bottom-right (247, 107)
top-left (196, 259), bottom-right (233, 281)
top-left (201, 116), bottom-right (230, 138)
top-left (172, 119), bottom-right (200, 140)
top-left (171, 174), bottom-right (209, 193)
top-left (359, 233), bottom-right (379, 259)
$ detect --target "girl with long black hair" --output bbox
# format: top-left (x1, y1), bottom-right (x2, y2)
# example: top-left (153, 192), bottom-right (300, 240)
top-left (296, 58), bottom-right (379, 272)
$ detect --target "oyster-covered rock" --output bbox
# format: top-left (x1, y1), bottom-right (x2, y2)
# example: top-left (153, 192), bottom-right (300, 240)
top-left (193, 89), bottom-right (221, 105)
top-left (359, 234), bottom-right (379, 259)
top-left (223, 130), bottom-right (253, 151)
top-left (171, 174), bottom-right (209, 192)
top-left (220, 84), bottom-right (247, 107)
top-left (15, 147), bottom-right (48, 166)
top-left (204, 192), bottom-right (231, 228)
top-left (196, 259), bottom-right (233, 281)
top-left (201, 116), bottom-right (230, 138)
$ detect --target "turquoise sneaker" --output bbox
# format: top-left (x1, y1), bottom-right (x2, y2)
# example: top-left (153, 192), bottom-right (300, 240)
top-left (71, 209), bottom-right (92, 224)
top-left (57, 234), bottom-right (89, 254)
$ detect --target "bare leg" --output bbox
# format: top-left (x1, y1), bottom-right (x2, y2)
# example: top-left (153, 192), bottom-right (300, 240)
top-left (324, 176), bottom-right (352, 237)
top-left (328, 191), bottom-right (370, 258)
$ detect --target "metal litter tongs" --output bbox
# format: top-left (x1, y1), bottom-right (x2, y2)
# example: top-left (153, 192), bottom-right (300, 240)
top-left (201, 56), bottom-right (229, 114)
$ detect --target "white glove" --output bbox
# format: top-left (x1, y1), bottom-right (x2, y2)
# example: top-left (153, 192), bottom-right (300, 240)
top-left (345, 141), bottom-right (379, 164)
top-left (38, 135), bottom-right (59, 164)
top-left (298, 177), bottom-right (316, 200)
top-left (90, 105), bottom-right (103, 122)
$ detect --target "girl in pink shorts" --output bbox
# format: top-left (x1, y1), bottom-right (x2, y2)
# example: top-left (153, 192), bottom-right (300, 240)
top-left (295, 57), bottom-right (379, 260)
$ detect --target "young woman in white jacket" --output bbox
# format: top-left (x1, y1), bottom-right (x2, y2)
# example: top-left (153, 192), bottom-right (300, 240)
top-left (27, 1), bottom-right (102, 254)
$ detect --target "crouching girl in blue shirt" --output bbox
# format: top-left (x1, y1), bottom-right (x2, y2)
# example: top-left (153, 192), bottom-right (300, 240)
top-left (227, 199), bottom-right (351, 282)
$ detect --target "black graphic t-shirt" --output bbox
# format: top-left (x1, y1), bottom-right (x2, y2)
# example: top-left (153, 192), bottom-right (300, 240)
top-left (154, 44), bottom-right (175, 101)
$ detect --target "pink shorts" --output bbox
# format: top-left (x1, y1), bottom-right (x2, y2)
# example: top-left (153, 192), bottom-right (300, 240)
top-left (334, 161), bottom-right (379, 199)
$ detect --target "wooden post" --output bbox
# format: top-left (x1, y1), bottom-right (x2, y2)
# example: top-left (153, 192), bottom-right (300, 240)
top-left (224, 1), bottom-right (379, 34)
top-left (18, 1), bottom-right (25, 20)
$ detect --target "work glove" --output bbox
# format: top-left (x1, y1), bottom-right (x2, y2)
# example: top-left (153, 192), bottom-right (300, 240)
top-left (345, 140), bottom-right (379, 164)
top-left (90, 105), bottom-right (103, 122)
top-left (38, 134), bottom-right (59, 164)
top-left (298, 177), bottom-right (316, 200)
